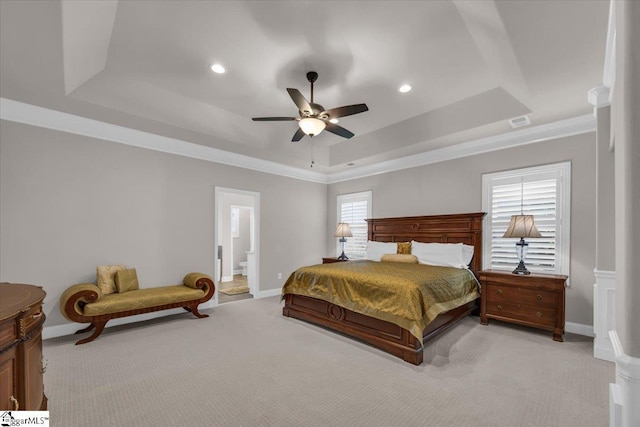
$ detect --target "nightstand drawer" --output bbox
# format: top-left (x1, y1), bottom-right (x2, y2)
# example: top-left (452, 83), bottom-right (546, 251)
top-left (485, 285), bottom-right (556, 308)
top-left (485, 301), bottom-right (556, 328)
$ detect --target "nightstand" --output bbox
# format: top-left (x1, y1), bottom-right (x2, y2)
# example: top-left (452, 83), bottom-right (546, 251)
top-left (479, 269), bottom-right (567, 341)
top-left (322, 257), bottom-right (348, 264)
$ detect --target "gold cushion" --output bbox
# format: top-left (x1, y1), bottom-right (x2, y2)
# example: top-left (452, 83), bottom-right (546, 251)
top-left (96, 265), bottom-right (125, 295)
top-left (115, 268), bottom-right (139, 293)
top-left (84, 285), bottom-right (205, 316)
top-left (381, 253), bottom-right (419, 263)
top-left (397, 242), bottom-right (412, 255)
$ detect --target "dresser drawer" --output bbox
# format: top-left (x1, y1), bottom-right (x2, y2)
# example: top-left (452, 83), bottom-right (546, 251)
top-left (485, 301), bottom-right (556, 328)
top-left (22, 303), bottom-right (45, 334)
top-left (485, 285), bottom-right (556, 309)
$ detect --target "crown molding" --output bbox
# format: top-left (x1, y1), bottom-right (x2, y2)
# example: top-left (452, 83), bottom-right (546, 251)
top-left (326, 114), bottom-right (595, 184)
top-left (0, 98), bottom-right (328, 184)
top-left (1, 98), bottom-right (595, 186)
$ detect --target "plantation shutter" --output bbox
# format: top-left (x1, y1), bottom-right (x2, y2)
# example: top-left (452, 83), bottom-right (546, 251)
top-left (483, 163), bottom-right (570, 276)
top-left (337, 191), bottom-right (372, 259)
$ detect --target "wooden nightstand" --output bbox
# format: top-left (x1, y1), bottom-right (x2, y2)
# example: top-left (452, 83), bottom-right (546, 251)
top-left (479, 269), bottom-right (567, 341)
top-left (322, 257), bottom-right (348, 264)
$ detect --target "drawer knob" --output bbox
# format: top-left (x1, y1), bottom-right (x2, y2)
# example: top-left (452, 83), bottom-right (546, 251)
top-left (536, 312), bottom-right (542, 318)
top-left (10, 395), bottom-right (19, 410)
top-left (497, 305), bottom-right (503, 311)
top-left (537, 294), bottom-right (542, 301)
top-left (32, 311), bottom-right (43, 320)
top-left (497, 289), bottom-right (503, 295)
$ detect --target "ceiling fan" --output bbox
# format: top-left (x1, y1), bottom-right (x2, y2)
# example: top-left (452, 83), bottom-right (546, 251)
top-left (252, 71), bottom-right (368, 142)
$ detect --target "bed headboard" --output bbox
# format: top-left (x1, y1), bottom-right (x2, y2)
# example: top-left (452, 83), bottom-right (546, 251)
top-left (366, 212), bottom-right (486, 277)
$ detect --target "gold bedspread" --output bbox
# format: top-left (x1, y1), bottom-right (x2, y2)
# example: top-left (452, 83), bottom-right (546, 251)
top-left (282, 260), bottom-right (479, 343)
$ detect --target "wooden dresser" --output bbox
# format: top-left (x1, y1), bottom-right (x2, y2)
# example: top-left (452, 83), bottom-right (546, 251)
top-left (479, 270), bottom-right (567, 341)
top-left (0, 283), bottom-right (47, 410)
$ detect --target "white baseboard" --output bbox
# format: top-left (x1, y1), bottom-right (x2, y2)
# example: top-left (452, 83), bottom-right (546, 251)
top-left (565, 321), bottom-right (594, 337)
top-left (254, 288), bottom-right (282, 299)
top-left (43, 299), bottom-right (215, 340)
top-left (233, 269), bottom-right (242, 275)
top-left (596, 344), bottom-right (616, 363)
top-left (221, 275), bottom-right (233, 282)
top-left (610, 330), bottom-right (640, 427)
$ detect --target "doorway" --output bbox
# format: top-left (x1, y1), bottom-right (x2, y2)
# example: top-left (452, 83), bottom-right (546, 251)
top-left (214, 187), bottom-right (260, 305)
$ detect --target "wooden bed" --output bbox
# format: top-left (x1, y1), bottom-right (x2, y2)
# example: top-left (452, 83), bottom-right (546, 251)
top-left (282, 212), bottom-right (486, 365)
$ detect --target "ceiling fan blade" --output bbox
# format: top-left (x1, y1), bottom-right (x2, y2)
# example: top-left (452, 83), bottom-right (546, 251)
top-left (252, 117), bottom-right (297, 121)
top-left (325, 122), bottom-right (355, 139)
top-left (323, 103), bottom-right (369, 119)
top-left (287, 88), bottom-right (313, 115)
top-left (292, 128), bottom-right (305, 142)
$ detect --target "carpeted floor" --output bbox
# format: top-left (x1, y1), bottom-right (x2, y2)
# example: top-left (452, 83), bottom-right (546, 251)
top-left (43, 296), bottom-right (613, 427)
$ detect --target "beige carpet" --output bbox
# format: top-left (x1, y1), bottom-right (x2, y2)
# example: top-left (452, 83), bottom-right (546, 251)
top-left (219, 285), bottom-right (250, 295)
top-left (43, 296), bottom-right (613, 426)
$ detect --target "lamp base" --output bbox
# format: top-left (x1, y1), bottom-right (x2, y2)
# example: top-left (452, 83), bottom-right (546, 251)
top-left (337, 251), bottom-right (349, 261)
top-left (512, 260), bottom-right (531, 275)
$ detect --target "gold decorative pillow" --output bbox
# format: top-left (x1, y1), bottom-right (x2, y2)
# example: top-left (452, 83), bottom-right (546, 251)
top-left (381, 254), bottom-right (419, 264)
top-left (96, 264), bottom-right (126, 295)
top-left (397, 242), bottom-right (412, 255)
top-left (115, 268), bottom-right (139, 293)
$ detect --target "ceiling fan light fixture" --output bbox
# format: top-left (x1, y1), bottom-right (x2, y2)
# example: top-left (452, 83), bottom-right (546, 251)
top-left (329, 118), bottom-right (339, 124)
top-left (299, 117), bottom-right (326, 136)
top-left (210, 63), bottom-right (226, 74)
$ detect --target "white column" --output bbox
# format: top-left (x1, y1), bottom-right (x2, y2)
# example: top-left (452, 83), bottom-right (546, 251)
top-left (587, 90), bottom-right (617, 361)
top-left (610, 1), bottom-right (640, 426)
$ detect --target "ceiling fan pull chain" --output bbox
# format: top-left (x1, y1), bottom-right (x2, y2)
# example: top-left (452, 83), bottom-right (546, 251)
top-left (310, 142), bottom-right (315, 168)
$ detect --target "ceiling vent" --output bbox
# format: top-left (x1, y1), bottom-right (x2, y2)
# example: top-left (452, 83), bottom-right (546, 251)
top-left (509, 115), bottom-right (531, 128)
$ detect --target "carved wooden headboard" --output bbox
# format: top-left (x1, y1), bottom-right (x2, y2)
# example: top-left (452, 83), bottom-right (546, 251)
top-left (366, 212), bottom-right (486, 277)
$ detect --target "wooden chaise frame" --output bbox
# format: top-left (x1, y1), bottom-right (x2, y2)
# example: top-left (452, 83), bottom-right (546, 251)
top-left (283, 212), bottom-right (486, 365)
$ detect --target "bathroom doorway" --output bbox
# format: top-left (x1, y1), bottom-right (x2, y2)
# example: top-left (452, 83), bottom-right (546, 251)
top-left (214, 187), bottom-right (260, 305)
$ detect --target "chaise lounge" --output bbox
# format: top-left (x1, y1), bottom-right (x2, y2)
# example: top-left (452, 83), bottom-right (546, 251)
top-left (61, 270), bottom-right (215, 345)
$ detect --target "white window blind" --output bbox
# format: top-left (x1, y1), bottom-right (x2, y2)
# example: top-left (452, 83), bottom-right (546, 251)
top-left (337, 191), bottom-right (372, 259)
top-left (482, 163), bottom-right (570, 276)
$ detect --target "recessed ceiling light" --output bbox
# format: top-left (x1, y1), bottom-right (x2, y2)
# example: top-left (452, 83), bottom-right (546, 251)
top-left (210, 63), bottom-right (226, 74)
top-left (329, 118), bottom-right (339, 124)
top-left (398, 84), bottom-right (412, 93)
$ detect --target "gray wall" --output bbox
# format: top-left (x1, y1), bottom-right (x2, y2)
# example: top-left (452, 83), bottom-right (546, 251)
top-left (0, 120), bottom-right (327, 326)
top-left (0, 119), bottom-right (602, 329)
top-left (327, 132), bottom-right (597, 326)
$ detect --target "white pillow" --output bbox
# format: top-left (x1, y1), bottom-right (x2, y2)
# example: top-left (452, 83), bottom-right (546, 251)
top-left (411, 241), bottom-right (473, 269)
top-left (461, 244), bottom-right (475, 266)
top-left (365, 241), bottom-right (397, 261)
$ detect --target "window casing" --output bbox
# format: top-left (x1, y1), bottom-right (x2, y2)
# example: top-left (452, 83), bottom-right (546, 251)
top-left (336, 191), bottom-right (372, 259)
top-left (482, 162), bottom-right (571, 278)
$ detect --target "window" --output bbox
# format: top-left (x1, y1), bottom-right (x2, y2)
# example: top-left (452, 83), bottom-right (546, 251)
top-left (336, 191), bottom-right (372, 259)
top-left (482, 162), bottom-right (570, 277)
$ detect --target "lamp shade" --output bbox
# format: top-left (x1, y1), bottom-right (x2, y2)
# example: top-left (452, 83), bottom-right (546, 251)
top-left (298, 117), bottom-right (326, 136)
top-left (502, 215), bottom-right (542, 238)
top-left (334, 223), bottom-right (353, 238)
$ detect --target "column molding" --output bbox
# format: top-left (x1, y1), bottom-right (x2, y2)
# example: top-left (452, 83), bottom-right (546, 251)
top-left (594, 269), bottom-right (616, 361)
top-left (609, 331), bottom-right (640, 427)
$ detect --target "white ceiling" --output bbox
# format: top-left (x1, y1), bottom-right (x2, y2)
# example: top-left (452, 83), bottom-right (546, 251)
top-left (0, 1), bottom-right (609, 173)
